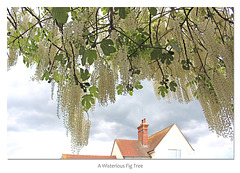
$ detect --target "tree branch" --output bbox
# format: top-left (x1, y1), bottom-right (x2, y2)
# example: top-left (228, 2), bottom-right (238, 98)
top-left (183, 9), bottom-right (211, 80)
top-left (69, 41), bottom-right (81, 86)
top-left (24, 7), bottom-right (64, 51)
top-left (149, 13), bottom-right (153, 47)
top-left (180, 7), bottom-right (194, 27)
top-left (212, 7), bottom-right (234, 24)
top-left (7, 8), bottom-right (18, 30)
top-left (207, 7), bottom-right (225, 44)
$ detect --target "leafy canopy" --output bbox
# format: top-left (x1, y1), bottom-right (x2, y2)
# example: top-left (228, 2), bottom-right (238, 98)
top-left (7, 7), bottom-right (234, 153)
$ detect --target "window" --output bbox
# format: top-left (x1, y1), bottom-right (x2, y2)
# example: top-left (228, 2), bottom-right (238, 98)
top-left (168, 149), bottom-right (181, 159)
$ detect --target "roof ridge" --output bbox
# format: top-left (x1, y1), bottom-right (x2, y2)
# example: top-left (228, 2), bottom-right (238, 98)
top-left (148, 123), bottom-right (175, 139)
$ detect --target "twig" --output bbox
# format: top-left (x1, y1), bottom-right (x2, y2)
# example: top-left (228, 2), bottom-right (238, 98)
top-left (7, 8), bottom-right (17, 30)
top-left (149, 13), bottom-right (153, 47)
top-left (69, 41), bottom-right (81, 86)
top-left (180, 7), bottom-right (194, 27)
top-left (212, 7), bottom-right (234, 24)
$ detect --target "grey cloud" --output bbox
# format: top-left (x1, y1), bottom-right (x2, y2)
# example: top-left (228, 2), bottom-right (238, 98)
top-left (8, 75), bottom-right (217, 147)
top-left (89, 80), bottom-right (211, 145)
top-left (7, 83), bottom-right (63, 132)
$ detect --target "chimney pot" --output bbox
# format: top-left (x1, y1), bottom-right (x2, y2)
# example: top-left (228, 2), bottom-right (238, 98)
top-left (137, 118), bottom-right (149, 147)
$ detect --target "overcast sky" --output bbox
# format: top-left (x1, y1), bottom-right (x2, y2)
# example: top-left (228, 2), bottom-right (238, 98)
top-left (1, 2), bottom-right (239, 173)
top-left (6, 56), bottom-right (234, 159)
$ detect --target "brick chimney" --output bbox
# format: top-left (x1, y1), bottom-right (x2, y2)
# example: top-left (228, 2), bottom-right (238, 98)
top-left (137, 118), bottom-right (149, 147)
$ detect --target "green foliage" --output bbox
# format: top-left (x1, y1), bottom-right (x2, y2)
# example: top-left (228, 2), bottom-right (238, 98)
top-left (148, 7), bottom-right (157, 16)
top-left (101, 7), bottom-right (109, 15)
top-left (181, 59), bottom-right (193, 70)
top-left (100, 39), bottom-right (116, 56)
top-left (41, 70), bottom-right (50, 81)
top-left (79, 46), bottom-right (97, 65)
top-left (52, 7), bottom-right (70, 25)
top-left (150, 44), bottom-right (162, 60)
top-left (115, 7), bottom-right (130, 19)
top-left (53, 70), bottom-right (60, 82)
top-left (161, 52), bottom-right (174, 65)
top-left (7, 7), bottom-right (234, 144)
top-left (167, 39), bottom-right (182, 54)
top-left (54, 54), bottom-right (63, 61)
top-left (169, 81), bottom-right (178, 92)
top-left (135, 81), bottom-right (143, 90)
top-left (82, 94), bottom-right (95, 111)
top-left (80, 68), bottom-right (90, 81)
top-left (158, 86), bottom-right (168, 97)
top-left (116, 84), bottom-right (123, 95)
top-left (89, 86), bottom-right (99, 97)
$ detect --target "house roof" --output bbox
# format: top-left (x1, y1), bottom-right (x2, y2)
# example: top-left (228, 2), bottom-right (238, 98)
top-left (113, 139), bottom-right (150, 158)
top-left (147, 124), bottom-right (175, 152)
top-left (148, 123), bottom-right (194, 152)
top-left (61, 154), bottom-right (116, 159)
top-left (113, 123), bottom-right (194, 157)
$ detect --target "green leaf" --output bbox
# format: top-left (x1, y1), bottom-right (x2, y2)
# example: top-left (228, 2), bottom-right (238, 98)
top-left (79, 46), bottom-right (86, 66)
top-left (161, 53), bottom-right (174, 65)
top-left (150, 48), bottom-right (162, 60)
top-left (82, 94), bottom-right (95, 110)
top-left (182, 64), bottom-right (190, 70)
top-left (116, 84), bottom-right (123, 95)
top-left (85, 49), bottom-right (97, 65)
top-left (137, 28), bottom-right (144, 33)
top-left (158, 86), bottom-right (168, 97)
top-left (133, 69), bottom-right (141, 75)
top-left (66, 62), bottom-right (71, 69)
top-left (100, 39), bottom-right (116, 56)
top-left (128, 90), bottom-right (133, 96)
top-left (169, 81), bottom-right (178, 92)
top-left (79, 46), bottom-right (85, 55)
top-left (181, 59), bottom-right (192, 70)
top-left (135, 81), bottom-right (143, 90)
top-left (150, 43), bottom-right (162, 60)
top-left (89, 86), bottom-right (99, 98)
top-left (53, 70), bottom-right (60, 82)
top-left (168, 39), bottom-right (182, 54)
top-left (41, 70), bottom-right (50, 81)
top-left (52, 7), bottom-right (70, 25)
top-left (80, 68), bottom-right (90, 81)
top-left (181, 60), bottom-right (186, 64)
top-left (101, 7), bottom-right (109, 15)
top-left (149, 7), bottom-right (157, 16)
top-left (115, 7), bottom-right (128, 19)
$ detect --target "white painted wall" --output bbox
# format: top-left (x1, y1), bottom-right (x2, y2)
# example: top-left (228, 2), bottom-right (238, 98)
top-left (111, 142), bottom-right (123, 159)
top-left (153, 124), bottom-right (194, 159)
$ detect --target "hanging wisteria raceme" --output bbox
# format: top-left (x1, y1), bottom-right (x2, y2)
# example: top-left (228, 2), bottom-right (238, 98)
top-left (7, 7), bottom-right (234, 153)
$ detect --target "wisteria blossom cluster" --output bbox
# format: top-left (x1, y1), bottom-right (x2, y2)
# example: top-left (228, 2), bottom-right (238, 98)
top-left (7, 7), bottom-right (234, 153)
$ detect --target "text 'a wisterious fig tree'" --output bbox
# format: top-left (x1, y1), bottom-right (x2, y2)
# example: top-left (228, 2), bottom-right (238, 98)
top-left (7, 7), bottom-right (234, 154)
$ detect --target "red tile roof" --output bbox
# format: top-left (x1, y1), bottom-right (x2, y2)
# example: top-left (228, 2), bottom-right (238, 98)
top-left (147, 124), bottom-right (174, 152)
top-left (113, 124), bottom-right (192, 158)
top-left (61, 154), bottom-right (116, 159)
top-left (114, 139), bottom-right (150, 158)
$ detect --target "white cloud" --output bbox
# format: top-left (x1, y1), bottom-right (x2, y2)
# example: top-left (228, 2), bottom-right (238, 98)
top-left (192, 133), bottom-right (233, 159)
top-left (79, 139), bottom-right (113, 155)
top-left (8, 129), bottom-right (71, 159)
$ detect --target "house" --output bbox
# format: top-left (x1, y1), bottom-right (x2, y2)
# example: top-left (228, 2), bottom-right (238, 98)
top-left (61, 118), bottom-right (194, 159)
top-left (111, 118), bottom-right (194, 159)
